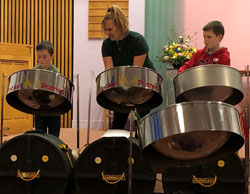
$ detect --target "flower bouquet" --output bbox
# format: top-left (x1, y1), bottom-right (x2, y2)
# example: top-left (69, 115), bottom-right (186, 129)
top-left (156, 27), bottom-right (197, 68)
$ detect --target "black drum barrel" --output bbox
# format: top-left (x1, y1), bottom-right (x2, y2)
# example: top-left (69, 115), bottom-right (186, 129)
top-left (162, 153), bottom-right (245, 194)
top-left (0, 131), bottom-right (74, 194)
top-left (74, 136), bottom-right (156, 194)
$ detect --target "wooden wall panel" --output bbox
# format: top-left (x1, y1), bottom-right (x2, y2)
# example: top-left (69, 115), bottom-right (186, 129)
top-left (0, 0), bottom-right (74, 128)
top-left (88, 0), bottom-right (129, 39)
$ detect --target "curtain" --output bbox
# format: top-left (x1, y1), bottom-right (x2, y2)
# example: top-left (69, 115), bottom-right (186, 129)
top-left (145, 0), bottom-right (184, 111)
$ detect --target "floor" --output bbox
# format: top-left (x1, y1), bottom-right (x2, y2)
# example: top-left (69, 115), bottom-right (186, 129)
top-left (2, 128), bottom-right (250, 194)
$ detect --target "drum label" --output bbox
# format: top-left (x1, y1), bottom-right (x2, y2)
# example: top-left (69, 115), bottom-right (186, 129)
top-left (100, 76), bottom-right (159, 91)
top-left (42, 83), bottom-right (65, 95)
top-left (9, 81), bottom-right (67, 95)
top-left (192, 177), bottom-right (216, 184)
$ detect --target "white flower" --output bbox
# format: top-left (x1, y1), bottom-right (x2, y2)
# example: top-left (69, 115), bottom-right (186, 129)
top-left (164, 56), bottom-right (169, 61)
top-left (163, 45), bottom-right (168, 51)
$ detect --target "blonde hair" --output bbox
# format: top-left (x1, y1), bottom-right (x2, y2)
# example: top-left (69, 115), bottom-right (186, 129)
top-left (102, 5), bottom-right (129, 35)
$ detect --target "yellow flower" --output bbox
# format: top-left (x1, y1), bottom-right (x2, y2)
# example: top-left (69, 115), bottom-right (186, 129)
top-left (156, 26), bottom-right (197, 68)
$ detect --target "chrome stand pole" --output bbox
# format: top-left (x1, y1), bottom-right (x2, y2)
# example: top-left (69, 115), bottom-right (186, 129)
top-left (128, 110), bottom-right (134, 194)
top-left (86, 71), bottom-right (94, 146)
top-left (0, 73), bottom-right (6, 148)
top-left (76, 74), bottom-right (80, 149)
top-left (245, 65), bottom-right (249, 194)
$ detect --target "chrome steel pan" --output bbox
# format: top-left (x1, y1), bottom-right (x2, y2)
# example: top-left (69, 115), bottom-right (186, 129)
top-left (138, 101), bottom-right (244, 167)
top-left (6, 69), bottom-right (74, 116)
top-left (174, 65), bottom-right (243, 105)
top-left (96, 66), bottom-right (163, 113)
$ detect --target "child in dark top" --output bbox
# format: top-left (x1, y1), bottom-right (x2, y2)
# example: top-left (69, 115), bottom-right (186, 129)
top-left (178, 21), bottom-right (230, 74)
top-left (33, 41), bottom-right (61, 137)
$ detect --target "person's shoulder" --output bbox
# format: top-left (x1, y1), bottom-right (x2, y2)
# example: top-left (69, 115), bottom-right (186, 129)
top-left (215, 47), bottom-right (230, 55)
top-left (191, 47), bottom-right (206, 57)
top-left (49, 64), bottom-right (60, 73)
top-left (103, 37), bottom-right (109, 41)
top-left (196, 47), bottom-right (206, 54)
top-left (102, 37), bottom-right (113, 47)
top-left (33, 65), bottom-right (41, 70)
top-left (129, 31), bottom-right (143, 38)
top-left (128, 31), bottom-right (146, 43)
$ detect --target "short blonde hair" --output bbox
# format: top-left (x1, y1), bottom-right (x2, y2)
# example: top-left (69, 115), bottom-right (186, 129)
top-left (102, 5), bottom-right (129, 35)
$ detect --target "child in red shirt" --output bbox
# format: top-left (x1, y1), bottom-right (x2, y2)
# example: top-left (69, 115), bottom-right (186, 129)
top-left (178, 21), bottom-right (230, 74)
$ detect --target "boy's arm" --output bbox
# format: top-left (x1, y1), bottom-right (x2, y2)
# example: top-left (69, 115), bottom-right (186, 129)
top-left (177, 54), bottom-right (197, 74)
top-left (218, 54), bottom-right (230, 66)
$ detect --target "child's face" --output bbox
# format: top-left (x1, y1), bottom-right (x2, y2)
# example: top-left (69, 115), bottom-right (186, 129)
top-left (37, 49), bottom-right (54, 70)
top-left (103, 19), bottom-right (122, 41)
top-left (203, 30), bottom-right (223, 50)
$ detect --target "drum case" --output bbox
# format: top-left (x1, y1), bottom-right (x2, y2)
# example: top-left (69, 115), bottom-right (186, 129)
top-left (0, 132), bottom-right (74, 194)
top-left (162, 153), bottom-right (245, 194)
top-left (74, 136), bottom-right (156, 194)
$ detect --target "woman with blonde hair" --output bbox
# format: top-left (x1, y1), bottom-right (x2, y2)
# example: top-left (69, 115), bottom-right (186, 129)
top-left (101, 5), bottom-right (155, 130)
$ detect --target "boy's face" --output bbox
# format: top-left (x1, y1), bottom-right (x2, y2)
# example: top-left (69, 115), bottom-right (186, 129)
top-left (37, 49), bottom-right (54, 70)
top-left (203, 30), bottom-right (223, 50)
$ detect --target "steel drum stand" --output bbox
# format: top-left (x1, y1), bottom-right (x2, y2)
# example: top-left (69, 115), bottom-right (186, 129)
top-left (128, 110), bottom-right (134, 194)
top-left (74, 74), bottom-right (80, 149)
top-left (128, 109), bottom-right (141, 194)
top-left (74, 71), bottom-right (94, 149)
top-left (0, 73), bottom-right (5, 148)
top-left (86, 71), bottom-right (95, 146)
top-left (244, 65), bottom-right (250, 194)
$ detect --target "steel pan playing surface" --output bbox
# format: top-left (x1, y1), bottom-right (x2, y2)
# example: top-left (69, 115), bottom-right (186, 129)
top-left (6, 69), bottom-right (74, 116)
top-left (174, 65), bottom-right (243, 105)
top-left (96, 66), bottom-right (163, 113)
top-left (138, 101), bottom-right (244, 167)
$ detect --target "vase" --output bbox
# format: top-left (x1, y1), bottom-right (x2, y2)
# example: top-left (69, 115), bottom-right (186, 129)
top-left (172, 63), bottom-right (183, 69)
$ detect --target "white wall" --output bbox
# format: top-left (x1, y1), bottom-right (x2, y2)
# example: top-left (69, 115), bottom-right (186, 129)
top-left (73, 0), bottom-right (145, 129)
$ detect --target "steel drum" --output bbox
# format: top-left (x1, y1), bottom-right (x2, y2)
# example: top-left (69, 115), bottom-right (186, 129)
top-left (174, 65), bottom-right (243, 105)
top-left (138, 101), bottom-right (244, 167)
top-left (96, 66), bottom-right (163, 113)
top-left (6, 69), bottom-right (74, 116)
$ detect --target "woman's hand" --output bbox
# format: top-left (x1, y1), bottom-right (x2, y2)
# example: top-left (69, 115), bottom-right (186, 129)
top-left (103, 56), bottom-right (114, 70)
top-left (133, 54), bottom-right (146, 67)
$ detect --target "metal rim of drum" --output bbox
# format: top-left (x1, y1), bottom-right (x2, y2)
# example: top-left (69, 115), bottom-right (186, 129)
top-left (6, 69), bottom-right (74, 116)
top-left (173, 64), bottom-right (244, 105)
top-left (138, 101), bottom-right (245, 167)
top-left (96, 66), bottom-right (163, 113)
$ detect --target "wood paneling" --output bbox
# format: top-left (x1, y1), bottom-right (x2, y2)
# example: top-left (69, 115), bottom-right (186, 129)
top-left (0, 43), bottom-right (33, 135)
top-left (0, 0), bottom-right (74, 128)
top-left (88, 0), bottom-right (129, 39)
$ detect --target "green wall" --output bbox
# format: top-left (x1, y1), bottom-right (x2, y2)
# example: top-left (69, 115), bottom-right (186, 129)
top-left (145, 0), bottom-right (184, 111)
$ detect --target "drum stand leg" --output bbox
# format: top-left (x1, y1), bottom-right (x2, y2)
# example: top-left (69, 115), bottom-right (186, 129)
top-left (75, 74), bottom-right (80, 149)
top-left (244, 106), bottom-right (249, 194)
top-left (128, 110), bottom-right (135, 194)
top-left (245, 65), bottom-right (250, 194)
top-left (0, 73), bottom-right (6, 148)
top-left (86, 71), bottom-right (94, 146)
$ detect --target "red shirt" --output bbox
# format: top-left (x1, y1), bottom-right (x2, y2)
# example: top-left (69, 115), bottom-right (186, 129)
top-left (178, 47), bottom-right (230, 74)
